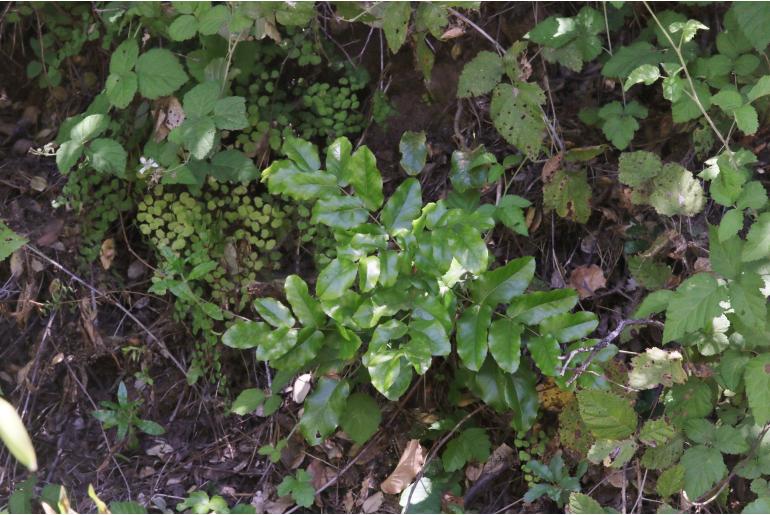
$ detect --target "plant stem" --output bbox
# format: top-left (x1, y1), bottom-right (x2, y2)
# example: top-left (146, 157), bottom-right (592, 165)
top-left (643, 1), bottom-right (731, 153)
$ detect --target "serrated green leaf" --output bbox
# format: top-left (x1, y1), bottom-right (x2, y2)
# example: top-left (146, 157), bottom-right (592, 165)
top-left (629, 347), bottom-right (687, 389)
top-left (733, 2), bottom-right (770, 51)
top-left (743, 212), bottom-right (770, 262)
top-left (709, 225), bottom-right (742, 279)
top-left (183, 81), bottom-right (220, 117)
top-left (587, 438), bottom-right (637, 468)
top-left (681, 445), bottom-right (726, 499)
top-left (211, 149), bottom-right (259, 182)
top-left (577, 390), bottom-right (637, 439)
top-left (735, 103), bottom-right (759, 135)
top-left (277, 469), bottom-right (315, 508)
top-left (666, 378), bottom-right (714, 424)
top-left (105, 71), bottom-right (138, 109)
top-left (198, 4), bottom-right (230, 35)
top-left (110, 39), bottom-right (139, 74)
top-left (603, 41), bottom-right (663, 78)
top-left (649, 165), bottom-right (703, 216)
top-left (213, 96), bottom-right (248, 130)
top-left (543, 168), bottom-right (592, 223)
top-left (87, 138), bottom-right (127, 176)
top-left (456, 304), bottom-right (492, 372)
top-left (0, 222), bottom-right (27, 262)
top-left (663, 273), bottom-right (724, 343)
top-left (639, 419), bottom-right (676, 446)
top-left (618, 150), bottom-right (662, 187)
top-left (712, 89), bottom-right (743, 111)
top-left (628, 255), bottom-right (672, 290)
top-left (136, 48), bottom-right (188, 99)
top-left (657, 464), bottom-right (685, 498)
top-left (738, 181), bottom-right (768, 211)
top-left (381, 1), bottom-right (411, 53)
top-left (177, 117), bottom-right (216, 159)
top-left (568, 493), bottom-right (605, 514)
top-left (169, 14), bottom-right (198, 41)
top-left (458, 51), bottom-right (503, 97)
top-left (634, 289), bottom-right (673, 318)
top-left (746, 354), bottom-right (770, 426)
top-left (719, 209), bottom-right (744, 242)
top-left (490, 82), bottom-right (545, 159)
top-left (442, 427), bottom-right (491, 472)
top-left (730, 272), bottom-right (766, 331)
top-left (624, 63), bottom-right (660, 91)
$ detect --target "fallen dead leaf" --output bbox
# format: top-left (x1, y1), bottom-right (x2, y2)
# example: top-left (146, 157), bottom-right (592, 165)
top-left (442, 492), bottom-right (464, 513)
top-left (292, 373), bottom-right (312, 404)
top-left (541, 152), bottom-right (564, 183)
top-left (152, 96), bottom-right (185, 142)
top-left (342, 491), bottom-right (355, 513)
top-left (362, 492), bottom-right (384, 513)
top-left (569, 264), bottom-right (606, 299)
top-left (465, 463), bottom-right (483, 482)
top-left (79, 297), bottom-right (103, 348)
top-left (380, 439), bottom-right (425, 495)
top-left (10, 250), bottom-right (24, 277)
top-left (440, 26), bottom-right (465, 40)
top-left (307, 459), bottom-right (334, 491)
top-left (100, 238), bottom-right (116, 270)
top-left (694, 257), bottom-right (711, 273)
top-left (35, 218), bottom-right (64, 247)
top-left (265, 495), bottom-right (294, 514)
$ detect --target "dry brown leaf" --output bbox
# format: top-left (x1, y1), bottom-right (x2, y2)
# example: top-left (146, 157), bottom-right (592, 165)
top-left (442, 492), bottom-right (465, 513)
top-left (465, 463), bottom-right (483, 482)
top-left (265, 495), bottom-right (294, 514)
top-left (342, 491), bottom-right (356, 513)
top-left (35, 218), bottom-right (64, 247)
top-left (362, 492), bottom-right (384, 513)
top-left (569, 264), bottom-right (606, 299)
top-left (13, 280), bottom-right (36, 326)
top-left (292, 373), bottom-right (312, 404)
top-left (307, 459), bottom-right (334, 491)
top-left (152, 97), bottom-right (185, 142)
top-left (694, 257), bottom-right (711, 273)
top-left (380, 439), bottom-right (425, 495)
top-left (481, 444), bottom-right (514, 477)
top-left (10, 250), bottom-right (24, 277)
top-left (100, 238), bottom-right (116, 270)
top-left (440, 26), bottom-right (465, 40)
top-left (79, 297), bottom-right (103, 348)
top-left (541, 152), bottom-right (564, 183)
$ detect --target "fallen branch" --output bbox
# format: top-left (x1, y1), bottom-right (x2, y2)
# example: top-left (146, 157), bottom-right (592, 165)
top-left (563, 319), bottom-right (664, 386)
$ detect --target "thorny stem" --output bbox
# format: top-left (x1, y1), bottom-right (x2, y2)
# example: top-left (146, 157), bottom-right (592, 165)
top-left (563, 319), bottom-right (664, 385)
top-left (684, 422), bottom-right (770, 508)
top-left (643, 2), bottom-right (731, 153)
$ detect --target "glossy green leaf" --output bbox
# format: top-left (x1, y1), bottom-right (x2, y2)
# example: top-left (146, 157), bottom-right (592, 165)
top-left (471, 256), bottom-right (535, 306)
top-left (488, 319), bottom-right (522, 374)
top-left (311, 195), bottom-right (368, 229)
top-left (381, 178), bottom-right (422, 235)
top-left (456, 304), bottom-right (492, 371)
top-left (349, 146), bottom-right (384, 210)
top-left (527, 334), bottom-right (561, 376)
top-left (539, 311), bottom-right (598, 343)
top-left (506, 289), bottom-right (578, 325)
top-left (253, 298), bottom-right (295, 328)
top-left (222, 320), bottom-right (269, 349)
top-left (316, 258), bottom-right (357, 301)
top-left (299, 378), bottom-right (350, 445)
top-left (231, 388), bottom-right (265, 416)
top-left (399, 131), bottom-right (428, 176)
top-left (285, 275), bottom-right (325, 328)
